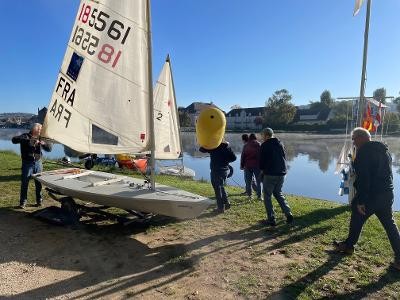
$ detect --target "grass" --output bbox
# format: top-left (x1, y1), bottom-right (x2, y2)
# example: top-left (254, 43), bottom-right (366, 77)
top-left (1, 150), bottom-right (400, 298)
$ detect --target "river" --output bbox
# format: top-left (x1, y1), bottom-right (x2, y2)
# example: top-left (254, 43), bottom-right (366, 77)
top-left (2, 129), bottom-right (399, 210)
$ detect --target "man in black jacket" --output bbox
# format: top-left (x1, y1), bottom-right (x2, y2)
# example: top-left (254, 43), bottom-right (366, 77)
top-left (259, 128), bottom-right (293, 226)
top-left (200, 141), bottom-right (236, 213)
top-left (334, 127), bottom-right (400, 270)
top-left (12, 123), bottom-right (52, 208)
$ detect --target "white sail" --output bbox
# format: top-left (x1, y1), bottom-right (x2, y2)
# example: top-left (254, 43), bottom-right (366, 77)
top-left (42, 0), bottom-right (151, 154)
top-left (153, 56), bottom-right (182, 159)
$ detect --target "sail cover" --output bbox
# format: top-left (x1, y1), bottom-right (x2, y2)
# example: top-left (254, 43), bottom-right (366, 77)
top-left (42, 0), bottom-right (151, 154)
top-left (153, 57), bottom-right (181, 159)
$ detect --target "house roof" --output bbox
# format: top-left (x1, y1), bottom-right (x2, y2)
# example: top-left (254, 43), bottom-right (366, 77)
top-left (293, 106), bottom-right (331, 122)
top-left (184, 102), bottom-right (218, 114)
top-left (226, 107), bottom-right (265, 117)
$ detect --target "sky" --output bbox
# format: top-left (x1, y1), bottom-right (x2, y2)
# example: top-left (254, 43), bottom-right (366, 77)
top-left (1, 0), bottom-right (399, 114)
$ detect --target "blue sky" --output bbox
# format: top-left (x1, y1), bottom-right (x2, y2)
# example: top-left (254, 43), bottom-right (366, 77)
top-left (1, 0), bottom-right (399, 114)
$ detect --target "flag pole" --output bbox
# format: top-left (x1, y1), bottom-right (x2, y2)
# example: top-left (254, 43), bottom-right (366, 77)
top-left (357, 0), bottom-right (372, 127)
top-left (146, 0), bottom-right (156, 190)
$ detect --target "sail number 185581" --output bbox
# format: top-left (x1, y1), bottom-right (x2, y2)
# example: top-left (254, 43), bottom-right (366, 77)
top-left (71, 25), bottom-right (122, 68)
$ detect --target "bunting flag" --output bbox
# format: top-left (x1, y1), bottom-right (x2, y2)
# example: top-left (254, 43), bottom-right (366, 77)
top-left (374, 101), bottom-right (382, 130)
top-left (353, 0), bottom-right (365, 16)
top-left (362, 102), bottom-right (374, 132)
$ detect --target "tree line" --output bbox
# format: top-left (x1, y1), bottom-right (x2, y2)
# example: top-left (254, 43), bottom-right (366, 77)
top-left (178, 88), bottom-right (400, 134)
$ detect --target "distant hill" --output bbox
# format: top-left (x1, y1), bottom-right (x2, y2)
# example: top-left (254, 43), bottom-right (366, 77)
top-left (0, 113), bottom-right (35, 119)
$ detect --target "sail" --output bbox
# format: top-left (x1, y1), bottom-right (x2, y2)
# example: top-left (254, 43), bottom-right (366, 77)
top-left (153, 57), bottom-right (181, 159)
top-left (42, 0), bottom-right (151, 154)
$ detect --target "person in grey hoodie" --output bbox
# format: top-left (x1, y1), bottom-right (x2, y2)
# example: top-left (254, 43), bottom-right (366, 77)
top-left (334, 127), bottom-right (400, 271)
top-left (259, 128), bottom-right (293, 226)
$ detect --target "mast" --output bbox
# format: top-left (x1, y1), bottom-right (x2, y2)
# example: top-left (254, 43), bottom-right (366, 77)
top-left (146, 0), bottom-right (156, 190)
top-left (357, 0), bottom-right (372, 127)
top-left (167, 54), bottom-right (184, 159)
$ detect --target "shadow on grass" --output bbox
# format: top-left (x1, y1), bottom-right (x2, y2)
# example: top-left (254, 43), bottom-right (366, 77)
top-left (324, 268), bottom-right (400, 299)
top-left (269, 253), bottom-right (345, 299)
top-left (0, 174), bottom-right (20, 182)
top-left (238, 205), bottom-right (349, 253)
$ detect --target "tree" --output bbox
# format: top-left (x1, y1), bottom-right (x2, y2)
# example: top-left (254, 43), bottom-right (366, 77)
top-left (254, 116), bottom-right (264, 127)
top-left (264, 89), bottom-right (296, 126)
top-left (393, 93), bottom-right (400, 113)
top-left (320, 90), bottom-right (334, 108)
top-left (327, 100), bottom-right (353, 128)
top-left (230, 105), bottom-right (242, 110)
top-left (383, 112), bottom-right (400, 134)
top-left (373, 87), bottom-right (386, 104)
top-left (309, 90), bottom-right (334, 110)
top-left (178, 111), bottom-right (191, 127)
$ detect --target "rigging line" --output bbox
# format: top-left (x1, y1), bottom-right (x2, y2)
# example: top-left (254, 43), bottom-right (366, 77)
top-left (344, 100), bottom-right (350, 144)
top-left (227, 176), bottom-right (245, 189)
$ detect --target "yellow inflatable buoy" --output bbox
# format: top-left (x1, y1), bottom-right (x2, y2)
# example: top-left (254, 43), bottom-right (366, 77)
top-left (196, 107), bottom-right (226, 150)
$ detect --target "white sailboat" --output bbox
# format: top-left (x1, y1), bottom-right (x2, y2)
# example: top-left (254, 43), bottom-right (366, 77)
top-left (153, 55), bottom-right (195, 178)
top-left (34, 0), bottom-right (211, 219)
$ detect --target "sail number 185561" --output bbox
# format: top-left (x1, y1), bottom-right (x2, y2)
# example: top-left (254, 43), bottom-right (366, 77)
top-left (78, 3), bottom-right (131, 45)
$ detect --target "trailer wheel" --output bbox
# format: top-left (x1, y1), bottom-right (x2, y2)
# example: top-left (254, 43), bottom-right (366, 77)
top-left (61, 197), bottom-right (80, 224)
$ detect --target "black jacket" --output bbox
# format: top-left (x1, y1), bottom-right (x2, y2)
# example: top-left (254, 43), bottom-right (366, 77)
top-left (353, 141), bottom-right (393, 206)
top-left (259, 137), bottom-right (287, 176)
top-left (12, 132), bottom-right (52, 162)
top-left (200, 142), bottom-right (236, 171)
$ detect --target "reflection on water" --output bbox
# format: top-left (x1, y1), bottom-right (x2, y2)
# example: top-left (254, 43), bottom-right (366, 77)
top-left (2, 129), bottom-right (399, 210)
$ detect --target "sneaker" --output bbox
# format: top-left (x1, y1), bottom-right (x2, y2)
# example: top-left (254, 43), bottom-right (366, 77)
top-left (225, 203), bottom-right (231, 210)
top-left (18, 204), bottom-right (26, 209)
top-left (257, 196), bottom-right (263, 201)
top-left (333, 240), bottom-right (354, 255)
top-left (34, 203), bottom-right (43, 208)
top-left (391, 260), bottom-right (400, 271)
top-left (286, 214), bottom-right (294, 224)
top-left (260, 219), bottom-right (277, 227)
top-left (213, 208), bottom-right (224, 214)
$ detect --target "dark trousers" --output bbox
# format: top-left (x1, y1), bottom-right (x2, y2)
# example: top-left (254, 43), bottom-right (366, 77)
top-left (211, 169), bottom-right (229, 210)
top-left (20, 160), bottom-right (43, 206)
top-left (345, 191), bottom-right (400, 260)
top-left (263, 175), bottom-right (291, 221)
top-left (244, 168), bottom-right (262, 198)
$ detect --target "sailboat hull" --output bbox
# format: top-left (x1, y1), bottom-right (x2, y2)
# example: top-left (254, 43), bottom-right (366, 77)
top-left (33, 168), bottom-right (212, 219)
top-left (159, 166), bottom-right (195, 178)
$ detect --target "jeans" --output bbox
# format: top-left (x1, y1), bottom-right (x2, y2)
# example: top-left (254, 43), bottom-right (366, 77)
top-left (244, 168), bottom-right (261, 198)
top-left (345, 191), bottom-right (400, 260)
top-left (20, 160), bottom-right (43, 206)
top-left (263, 175), bottom-right (291, 221)
top-left (211, 169), bottom-right (229, 210)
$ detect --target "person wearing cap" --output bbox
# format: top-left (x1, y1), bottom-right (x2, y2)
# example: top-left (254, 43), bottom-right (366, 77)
top-left (12, 123), bottom-right (52, 209)
top-left (334, 127), bottom-right (400, 271)
top-left (259, 127), bottom-right (293, 226)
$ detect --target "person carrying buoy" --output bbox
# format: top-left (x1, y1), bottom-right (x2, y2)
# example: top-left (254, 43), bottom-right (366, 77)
top-left (196, 107), bottom-right (236, 214)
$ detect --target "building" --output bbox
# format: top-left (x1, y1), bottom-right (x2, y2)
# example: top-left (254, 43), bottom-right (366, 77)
top-left (226, 107), bottom-right (265, 130)
top-left (182, 102), bottom-right (219, 127)
top-left (292, 105), bottom-right (332, 125)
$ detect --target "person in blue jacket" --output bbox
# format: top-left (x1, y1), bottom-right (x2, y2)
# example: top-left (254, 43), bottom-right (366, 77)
top-left (200, 141), bottom-right (236, 213)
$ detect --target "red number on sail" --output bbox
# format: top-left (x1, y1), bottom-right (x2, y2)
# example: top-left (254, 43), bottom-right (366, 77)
top-left (81, 5), bottom-right (91, 23)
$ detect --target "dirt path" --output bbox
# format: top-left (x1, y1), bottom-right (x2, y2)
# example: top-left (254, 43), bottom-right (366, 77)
top-left (0, 203), bottom-right (305, 299)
